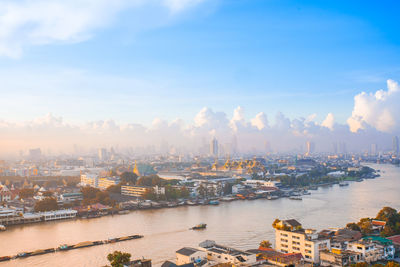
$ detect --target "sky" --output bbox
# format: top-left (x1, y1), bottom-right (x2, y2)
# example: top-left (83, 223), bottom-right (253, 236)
top-left (0, 0), bottom-right (400, 156)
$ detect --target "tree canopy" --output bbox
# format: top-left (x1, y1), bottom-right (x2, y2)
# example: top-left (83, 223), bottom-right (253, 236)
top-left (107, 251), bottom-right (131, 267)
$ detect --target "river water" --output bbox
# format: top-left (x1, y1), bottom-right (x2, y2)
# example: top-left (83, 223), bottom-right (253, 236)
top-left (1, 163), bottom-right (399, 267)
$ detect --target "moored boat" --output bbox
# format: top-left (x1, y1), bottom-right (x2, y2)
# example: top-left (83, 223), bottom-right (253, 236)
top-left (0, 256), bottom-right (11, 262)
top-left (191, 223), bottom-right (207, 230)
top-left (208, 200), bottom-right (219, 205)
top-left (289, 196), bottom-right (302, 200)
top-left (0, 224), bottom-right (6, 231)
top-left (339, 181), bottom-right (349, 186)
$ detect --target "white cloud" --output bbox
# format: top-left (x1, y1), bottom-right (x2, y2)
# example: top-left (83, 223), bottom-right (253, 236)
top-left (347, 79), bottom-right (400, 133)
top-left (251, 112), bottom-right (268, 130)
top-left (0, 0), bottom-right (208, 58)
top-left (322, 113), bottom-right (335, 130)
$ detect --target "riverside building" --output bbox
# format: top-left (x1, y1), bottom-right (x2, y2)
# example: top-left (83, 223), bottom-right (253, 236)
top-left (274, 219), bottom-right (330, 263)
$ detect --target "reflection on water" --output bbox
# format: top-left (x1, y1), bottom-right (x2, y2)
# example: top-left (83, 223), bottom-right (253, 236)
top-left (0, 163), bottom-right (399, 267)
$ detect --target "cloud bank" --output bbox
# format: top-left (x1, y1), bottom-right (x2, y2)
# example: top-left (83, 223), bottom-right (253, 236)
top-left (1, 80), bottom-right (400, 158)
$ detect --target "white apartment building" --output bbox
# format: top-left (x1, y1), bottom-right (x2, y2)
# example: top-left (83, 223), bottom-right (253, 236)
top-left (80, 174), bottom-right (99, 188)
top-left (176, 247), bottom-right (206, 265)
top-left (275, 221), bottom-right (330, 263)
top-left (198, 240), bottom-right (257, 266)
top-left (121, 185), bottom-right (165, 198)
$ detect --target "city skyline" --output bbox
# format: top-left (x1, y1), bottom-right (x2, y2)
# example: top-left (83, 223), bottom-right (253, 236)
top-left (1, 0), bottom-right (400, 155)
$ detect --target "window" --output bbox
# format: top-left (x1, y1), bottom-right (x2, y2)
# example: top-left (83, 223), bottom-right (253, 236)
top-left (306, 250), bottom-right (312, 254)
top-left (292, 246), bottom-right (300, 251)
top-left (282, 244), bottom-right (288, 248)
top-left (305, 243), bottom-right (312, 248)
top-left (305, 255), bottom-right (311, 259)
top-left (281, 233), bottom-right (288, 237)
top-left (293, 236), bottom-right (300, 240)
top-left (281, 238), bottom-right (288, 243)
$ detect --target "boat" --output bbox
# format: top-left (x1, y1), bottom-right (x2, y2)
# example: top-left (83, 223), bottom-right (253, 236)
top-left (339, 181), bottom-right (349, 186)
top-left (30, 248), bottom-right (55, 256)
top-left (302, 190), bottom-right (311, 195)
top-left (72, 241), bottom-right (102, 249)
top-left (16, 252), bottom-right (31, 258)
top-left (0, 224), bottom-right (6, 231)
top-left (191, 223), bottom-right (207, 230)
top-left (289, 196), bottom-right (302, 200)
top-left (0, 256), bottom-right (11, 262)
top-left (220, 197), bottom-right (235, 202)
top-left (208, 200), bottom-right (219, 205)
top-left (118, 210), bottom-right (130, 215)
top-left (57, 244), bottom-right (73, 251)
top-left (186, 200), bottom-right (197, 206)
top-left (267, 195), bottom-right (279, 200)
top-left (309, 185), bottom-right (318, 190)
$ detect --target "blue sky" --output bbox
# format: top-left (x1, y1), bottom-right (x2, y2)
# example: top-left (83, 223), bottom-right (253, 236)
top-left (1, 0), bottom-right (400, 126)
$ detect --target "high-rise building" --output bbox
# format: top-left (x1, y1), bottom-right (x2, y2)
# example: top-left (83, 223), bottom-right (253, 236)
top-left (305, 141), bottom-right (315, 156)
top-left (210, 137), bottom-right (218, 158)
top-left (98, 148), bottom-right (108, 161)
top-left (393, 136), bottom-right (399, 156)
top-left (28, 148), bottom-right (42, 161)
top-left (370, 144), bottom-right (378, 156)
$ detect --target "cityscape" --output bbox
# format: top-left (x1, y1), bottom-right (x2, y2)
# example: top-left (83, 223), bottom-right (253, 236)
top-left (1, 1), bottom-right (400, 267)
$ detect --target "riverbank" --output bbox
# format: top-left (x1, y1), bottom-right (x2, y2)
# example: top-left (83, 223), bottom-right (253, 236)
top-left (0, 163), bottom-right (399, 267)
top-left (1, 165), bottom-right (382, 230)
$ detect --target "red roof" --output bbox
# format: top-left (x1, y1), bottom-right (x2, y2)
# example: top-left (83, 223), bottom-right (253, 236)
top-left (387, 235), bottom-right (400, 245)
top-left (372, 220), bottom-right (386, 226)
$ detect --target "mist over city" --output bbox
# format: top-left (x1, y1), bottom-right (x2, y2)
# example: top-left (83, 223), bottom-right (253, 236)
top-left (1, 1), bottom-right (400, 267)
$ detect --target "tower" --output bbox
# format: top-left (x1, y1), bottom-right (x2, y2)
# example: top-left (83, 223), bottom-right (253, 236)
top-left (210, 137), bottom-right (218, 158)
top-left (393, 136), bottom-right (399, 156)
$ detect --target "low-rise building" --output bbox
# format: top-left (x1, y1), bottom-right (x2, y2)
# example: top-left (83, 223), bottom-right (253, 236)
top-left (198, 240), bottom-right (257, 265)
top-left (176, 247), bottom-right (206, 265)
top-left (320, 249), bottom-right (362, 267)
top-left (80, 174), bottom-right (99, 188)
top-left (347, 240), bottom-right (382, 263)
top-left (121, 185), bottom-right (165, 198)
top-left (59, 192), bottom-right (83, 204)
top-left (98, 177), bottom-right (120, 190)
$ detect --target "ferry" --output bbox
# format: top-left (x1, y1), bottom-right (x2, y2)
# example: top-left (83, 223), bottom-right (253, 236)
top-left (191, 223), bottom-right (207, 230)
top-left (0, 224), bottom-right (6, 231)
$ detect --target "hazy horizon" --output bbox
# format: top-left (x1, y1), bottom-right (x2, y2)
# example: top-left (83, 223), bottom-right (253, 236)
top-left (1, 0), bottom-right (400, 157)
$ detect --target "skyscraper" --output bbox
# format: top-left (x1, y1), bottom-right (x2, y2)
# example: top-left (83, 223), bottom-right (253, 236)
top-left (393, 136), bottom-right (399, 156)
top-left (210, 137), bottom-right (218, 158)
top-left (98, 148), bottom-right (108, 161)
top-left (305, 141), bottom-right (315, 156)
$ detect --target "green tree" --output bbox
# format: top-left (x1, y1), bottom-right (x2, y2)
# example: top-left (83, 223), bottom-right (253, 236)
top-left (376, 207), bottom-right (398, 222)
top-left (106, 184), bottom-right (121, 194)
top-left (19, 188), bottom-right (35, 199)
top-left (385, 262), bottom-right (400, 267)
top-left (346, 223), bottom-right (361, 232)
top-left (34, 197), bottom-right (59, 212)
top-left (120, 172), bottom-right (138, 185)
top-left (143, 188), bottom-right (157, 201)
top-left (259, 240), bottom-right (272, 248)
top-left (107, 251), bottom-right (131, 267)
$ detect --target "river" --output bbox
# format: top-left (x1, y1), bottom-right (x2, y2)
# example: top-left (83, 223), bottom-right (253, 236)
top-left (0, 163), bottom-right (399, 267)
